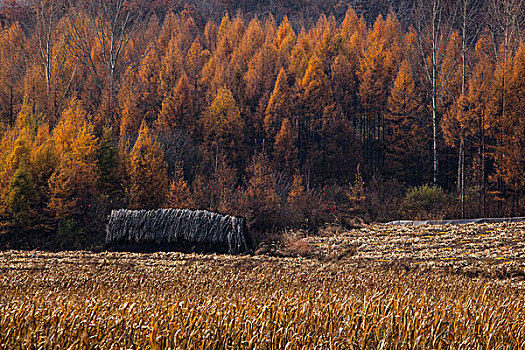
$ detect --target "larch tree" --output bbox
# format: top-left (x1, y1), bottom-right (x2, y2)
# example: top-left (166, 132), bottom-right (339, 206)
top-left (244, 32), bottom-right (279, 106)
top-left (239, 153), bottom-right (279, 231)
top-left (264, 68), bottom-right (291, 146)
top-left (501, 43), bottom-right (525, 214)
top-left (118, 73), bottom-right (141, 137)
top-left (157, 73), bottom-right (192, 132)
top-left (159, 36), bottom-right (184, 99)
top-left (127, 121), bottom-right (168, 210)
top-left (136, 42), bottom-right (162, 125)
top-left (333, 7), bottom-right (365, 129)
top-left (315, 104), bottom-right (362, 184)
top-left (439, 30), bottom-right (465, 210)
top-left (232, 17), bottom-right (264, 84)
top-left (288, 29), bottom-right (312, 85)
top-left (29, 124), bottom-right (58, 228)
top-left (48, 98), bottom-right (100, 227)
top-left (461, 33), bottom-right (495, 216)
top-left (332, 54), bottom-right (358, 127)
top-left (273, 118), bottom-right (298, 174)
top-left (165, 161), bottom-right (192, 209)
top-left (171, 10), bottom-right (199, 54)
top-left (201, 16), bottom-right (232, 95)
top-left (339, 6), bottom-right (366, 76)
top-left (185, 35), bottom-right (208, 118)
top-left (201, 87), bottom-right (245, 168)
top-left (243, 21), bottom-right (280, 147)
top-left (486, 0), bottom-right (523, 214)
top-left (156, 11), bottom-right (178, 54)
top-left (4, 164), bottom-right (37, 228)
top-left (358, 13), bottom-right (402, 175)
top-left (386, 60), bottom-right (429, 185)
top-left (0, 125), bottom-right (37, 228)
top-left (203, 20), bottom-right (218, 52)
top-left (300, 53), bottom-right (332, 167)
top-left (119, 21), bottom-right (162, 136)
top-left (0, 101), bottom-right (48, 216)
top-left (201, 13), bottom-right (246, 96)
top-left (275, 16), bottom-right (296, 68)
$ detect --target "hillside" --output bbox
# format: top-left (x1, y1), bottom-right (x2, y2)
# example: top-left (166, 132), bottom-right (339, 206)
top-left (0, 0), bottom-right (522, 248)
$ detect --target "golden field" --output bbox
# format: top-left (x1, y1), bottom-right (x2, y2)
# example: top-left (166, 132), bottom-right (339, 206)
top-left (1, 223), bottom-right (525, 349)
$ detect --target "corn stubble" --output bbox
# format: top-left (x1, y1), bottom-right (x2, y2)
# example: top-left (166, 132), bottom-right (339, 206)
top-left (1, 228), bottom-right (525, 349)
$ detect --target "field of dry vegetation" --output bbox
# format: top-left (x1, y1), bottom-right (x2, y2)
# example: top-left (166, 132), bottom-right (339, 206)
top-left (1, 223), bottom-right (525, 349)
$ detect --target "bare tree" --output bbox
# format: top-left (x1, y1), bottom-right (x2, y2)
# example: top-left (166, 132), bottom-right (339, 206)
top-left (66, 0), bottom-right (155, 123)
top-left (32, 0), bottom-right (73, 121)
top-left (455, 0), bottom-right (484, 217)
top-left (412, 0), bottom-right (458, 187)
top-left (0, 21), bottom-right (26, 125)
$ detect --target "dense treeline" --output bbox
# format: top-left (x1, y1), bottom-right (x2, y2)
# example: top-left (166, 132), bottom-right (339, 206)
top-left (0, 0), bottom-right (441, 29)
top-left (0, 0), bottom-right (523, 246)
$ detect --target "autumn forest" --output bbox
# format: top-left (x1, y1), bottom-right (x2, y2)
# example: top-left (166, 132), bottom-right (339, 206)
top-left (0, 0), bottom-right (523, 247)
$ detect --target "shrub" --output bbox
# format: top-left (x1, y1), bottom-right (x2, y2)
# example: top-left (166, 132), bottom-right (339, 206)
top-left (364, 177), bottom-right (406, 222)
top-left (236, 154), bottom-right (280, 232)
top-left (277, 231), bottom-right (315, 257)
top-left (402, 184), bottom-right (451, 220)
top-left (283, 175), bottom-right (334, 232)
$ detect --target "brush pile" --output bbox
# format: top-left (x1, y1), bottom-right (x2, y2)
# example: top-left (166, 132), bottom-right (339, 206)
top-left (106, 209), bottom-right (248, 253)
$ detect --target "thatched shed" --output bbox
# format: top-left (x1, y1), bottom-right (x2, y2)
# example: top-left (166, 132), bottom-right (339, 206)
top-left (106, 209), bottom-right (249, 253)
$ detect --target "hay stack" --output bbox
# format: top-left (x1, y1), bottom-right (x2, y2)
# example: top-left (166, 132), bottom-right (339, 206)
top-left (106, 209), bottom-right (248, 253)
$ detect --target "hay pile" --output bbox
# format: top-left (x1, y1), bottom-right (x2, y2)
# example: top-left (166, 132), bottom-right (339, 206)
top-left (106, 209), bottom-right (248, 253)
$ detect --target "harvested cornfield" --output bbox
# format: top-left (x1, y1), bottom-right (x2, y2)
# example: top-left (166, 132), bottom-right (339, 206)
top-left (1, 223), bottom-right (525, 349)
top-left (1, 248), bottom-right (525, 349)
top-left (307, 222), bottom-right (525, 283)
top-left (106, 209), bottom-right (248, 253)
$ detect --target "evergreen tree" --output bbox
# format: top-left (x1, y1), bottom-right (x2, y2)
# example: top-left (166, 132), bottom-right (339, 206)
top-left (5, 165), bottom-right (36, 228)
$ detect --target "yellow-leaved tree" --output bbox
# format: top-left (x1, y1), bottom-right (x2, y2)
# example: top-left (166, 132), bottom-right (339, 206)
top-left (201, 87), bottom-right (245, 167)
top-left (238, 153), bottom-right (279, 231)
top-left (165, 161), bottom-right (192, 209)
top-left (385, 60), bottom-right (428, 185)
top-left (48, 98), bottom-right (100, 230)
top-left (0, 133), bottom-right (35, 228)
top-left (502, 43), bottom-right (525, 213)
top-left (264, 68), bottom-right (291, 145)
top-left (157, 73), bottom-right (192, 132)
top-left (127, 121), bottom-right (168, 209)
top-left (0, 102), bottom-right (57, 230)
top-left (273, 118), bottom-right (298, 174)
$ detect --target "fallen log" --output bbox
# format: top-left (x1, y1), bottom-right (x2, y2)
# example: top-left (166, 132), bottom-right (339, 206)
top-left (106, 209), bottom-right (249, 253)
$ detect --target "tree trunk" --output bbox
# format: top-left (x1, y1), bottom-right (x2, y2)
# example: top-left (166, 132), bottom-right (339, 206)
top-left (459, 3), bottom-right (467, 218)
top-left (431, 0), bottom-right (439, 187)
top-left (457, 135), bottom-right (465, 217)
top-left (432, 95), bottom-right (438, 187)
